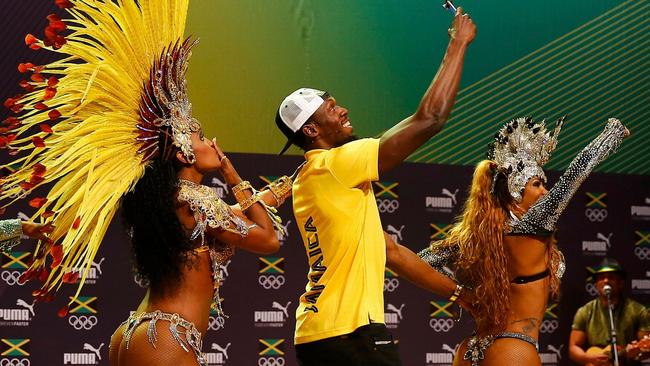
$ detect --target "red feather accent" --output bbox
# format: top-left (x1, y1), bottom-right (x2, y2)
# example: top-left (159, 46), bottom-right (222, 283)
top-left (32, 136), bottom-right (46, 148)
top-left (33, 163), bottom-right (47, 176)
top-left (3, 97), bottom-right (15, 108)
top-left (55, 0), bottom-right (74, 9)
top-left (50, 245), bottom-right (63, 268)
top-left (17, 63), bottom-right (35, 73)
top-left (47, 14), bottom-right (66, 32)
top-left (29, 175), bottom-right (45, 185)
top-left (38, 267), bottom-right (49, 282)
top-left (19, 270), bottom-right (34, 284)
top-left (30, 73), bottom-right (45, 82)
top-left (62, 271), bottom-right (79, 283)
top-left (34, 103), bottom-right (48, 111)
top-left (39, 124), bottom-right (53, 133)
top-left (19, 182), bottom-right (35, 191)
top-left (29, 197), bottom-right (48, 208)
top-left (25, 34), bottom-right (38, 45)
top-left (57, 305), bottom-right (69, 318)
top-left (44, 87), bottom-right (57, 100)
top-left (47, 76), bottom-right (59, 87)
top-left (48, 109), bottom-right (61, 120)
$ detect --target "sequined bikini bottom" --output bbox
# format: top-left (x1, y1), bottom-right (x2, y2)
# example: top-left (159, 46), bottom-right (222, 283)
top-left (122, 310), bottom-right (206, 366)
top-left (463, 331), bottom-right (539, 366)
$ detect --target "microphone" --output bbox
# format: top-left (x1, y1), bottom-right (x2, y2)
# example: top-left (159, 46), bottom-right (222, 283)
top-left (442, 0), bottom-right (457, 15)
top-left (603, 284), bottom-right (613, 296)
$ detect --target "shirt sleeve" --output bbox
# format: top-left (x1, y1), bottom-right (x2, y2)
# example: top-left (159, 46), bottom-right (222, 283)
top-left (572, 305), bottom-right (588, 331)
top-left (324, 138), bottom-right (380, 188)
top-left (638, 305), bottom-right (650, 332)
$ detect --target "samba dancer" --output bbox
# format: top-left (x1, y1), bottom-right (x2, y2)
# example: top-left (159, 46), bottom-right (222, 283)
top-left (419, 117), bottom-right (629, 365)
top-left (0, 1), bottom-right (292, 364)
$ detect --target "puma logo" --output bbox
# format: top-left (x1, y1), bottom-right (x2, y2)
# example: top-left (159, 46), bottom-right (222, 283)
top-left (441, 188), bottom-right (459, 205)
top-left (83, 343), bottom-right (104, 360)
top-left (211, 342), bottom-right (232, 359)
top-left (271, 301), bottom-right (292, 318)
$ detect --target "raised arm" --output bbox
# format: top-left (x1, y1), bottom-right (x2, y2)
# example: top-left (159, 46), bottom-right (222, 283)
top-left (511, 118), bottom-right (628, 235)
top-left (208, 156), bottom-right (280, 254)
top-left (378, 8), bottom-right (476, 174)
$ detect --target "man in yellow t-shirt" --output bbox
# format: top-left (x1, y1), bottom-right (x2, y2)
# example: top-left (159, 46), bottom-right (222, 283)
top-left (274, 9), bottom-right (476, 366)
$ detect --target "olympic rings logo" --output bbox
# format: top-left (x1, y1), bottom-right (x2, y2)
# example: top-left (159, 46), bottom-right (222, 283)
top-left (376, 199), bottom-right (399, 214)
top-left (258, 357), bottom-right (285, 366)
top-left (585, 208), bottom-right (607, 222)
top-left (540, 319), bottom-right (559, 333)
top-left (0, 359), bottom-right (30, 366)
top-left (384, 278), bottom-right (400, 292)
top-left (1, 271), bottom-right (26, 286)
top-left (258, 275), bottom-right (285, 290)
top-left (429, 318), bottom-right (454, 332)
top-left (585, 283), bottom-right (598, 297)
top-left (3, 184), bottom-right (25, 199)
top-left (68, 315), bottom-right (98, 330)
top-left (208, 316), bottom-right (225, 331)
top-left (634, 247), bottom-right (650, 260)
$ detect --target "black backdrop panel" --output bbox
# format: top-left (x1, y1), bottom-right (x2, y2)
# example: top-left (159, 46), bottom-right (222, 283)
top-left (1, 153), bottom-right (648, 366)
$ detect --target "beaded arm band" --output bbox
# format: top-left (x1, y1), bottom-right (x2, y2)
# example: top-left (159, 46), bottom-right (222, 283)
top-left (266, 176), bottom-right (292, 207)
top-left (231, 180), bottom-right (263, 211)
top-left (0, 219), bottom-right (23, 253)
top-left (230, 180), bottom-right (288, 237)
top-left (448, 283), bottom-right (463, 303)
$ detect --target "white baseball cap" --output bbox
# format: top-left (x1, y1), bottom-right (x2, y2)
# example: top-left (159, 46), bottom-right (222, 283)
top-left (276, 88), bottom-right (327, 154)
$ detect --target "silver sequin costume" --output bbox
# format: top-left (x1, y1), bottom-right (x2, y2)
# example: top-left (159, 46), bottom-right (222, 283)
top-left (0, 219), bottom-right (22, 253)
top-left (464, 331), bottom-right (538, 366)
top-left (122, 310), bottom-right (207, 365)
top-left (507, 118), bottom-right (626, 237)
top-left (419, 118), bottom-right (626, 365)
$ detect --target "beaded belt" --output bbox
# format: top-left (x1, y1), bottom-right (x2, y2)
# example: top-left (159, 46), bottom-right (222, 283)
top-left (463, 331), bottom-right (538, 366)
top-left (122, 310), bottom-right (206, 366)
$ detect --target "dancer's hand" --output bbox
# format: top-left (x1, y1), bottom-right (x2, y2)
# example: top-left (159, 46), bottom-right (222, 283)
top-left (449, 7), bottom-right (476, 45)
top-left (457, 287), bottom-right (478, 316)
top-left (21, 221), bottom-right (54, 243)
top-left (214, 138), bottom-right (243, 186)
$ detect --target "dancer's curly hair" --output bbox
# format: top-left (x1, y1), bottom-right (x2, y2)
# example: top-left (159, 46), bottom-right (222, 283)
top-left (121, 153), bottom-right (195, 295)
top-left (433, 160), bottom-right (562, 333)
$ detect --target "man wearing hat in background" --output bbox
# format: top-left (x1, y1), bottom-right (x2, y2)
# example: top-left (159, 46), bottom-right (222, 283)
top-left (569, 258), bottom-right (650, 366)
top-left (274, 8), bottom-right (475, 366)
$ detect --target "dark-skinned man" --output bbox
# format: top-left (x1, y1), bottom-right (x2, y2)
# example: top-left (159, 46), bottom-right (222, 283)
top-left (569, 258), bottom-right (650, 366)
top-left (274, 8), bottom-right (476, 366)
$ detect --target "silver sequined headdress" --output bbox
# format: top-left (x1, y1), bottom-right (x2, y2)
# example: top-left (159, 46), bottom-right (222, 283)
top-left (138, 37), bottom-right (201, 163)
top-left (488, 116), bottom-right (565, 202)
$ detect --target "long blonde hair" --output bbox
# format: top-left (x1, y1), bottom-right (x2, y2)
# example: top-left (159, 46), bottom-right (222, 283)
top-left (434, 160), bottom-right (562, 333)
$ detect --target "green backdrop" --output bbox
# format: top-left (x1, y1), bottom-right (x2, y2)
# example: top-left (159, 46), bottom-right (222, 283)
top-left (186, 0), bottom-right (649, 174)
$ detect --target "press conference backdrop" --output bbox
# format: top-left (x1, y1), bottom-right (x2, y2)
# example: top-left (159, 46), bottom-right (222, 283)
top-left (0, 1), bottom-right (649, 365)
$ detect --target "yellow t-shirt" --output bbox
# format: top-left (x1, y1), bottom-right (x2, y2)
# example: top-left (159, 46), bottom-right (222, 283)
top-left (292, 138), bottom-right (386, 344)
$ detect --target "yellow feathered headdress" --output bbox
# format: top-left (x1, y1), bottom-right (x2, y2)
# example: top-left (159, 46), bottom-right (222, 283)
top-left (0, 0), bottom-right (191, 310)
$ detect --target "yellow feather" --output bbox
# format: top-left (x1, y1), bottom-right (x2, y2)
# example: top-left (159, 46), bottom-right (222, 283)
top-left (0, 0), bottom-right (190, 304)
